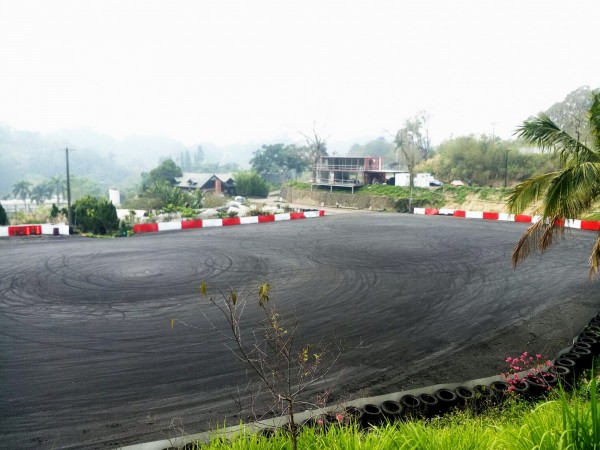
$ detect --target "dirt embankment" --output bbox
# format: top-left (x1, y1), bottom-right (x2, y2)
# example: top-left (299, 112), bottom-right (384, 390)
top-left (281, 186), bottom-right (522, 213)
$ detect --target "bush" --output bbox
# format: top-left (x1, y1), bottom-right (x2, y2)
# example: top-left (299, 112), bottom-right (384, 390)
top-left (235, 171), bottom-right (270, 197)
top-left (0, 202), bottom-right (7, 225)
top-left (72, 196), bottom-right (119, 235)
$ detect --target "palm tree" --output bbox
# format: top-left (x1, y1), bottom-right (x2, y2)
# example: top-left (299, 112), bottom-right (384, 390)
top-left (508, 91), bottom-right (600, 278)
top-left (30, 183), bottom-right (52, 205)
top-left (12, 180), bottom-right (32, 211)
top-left (49, 175), bottom-right (66, 204)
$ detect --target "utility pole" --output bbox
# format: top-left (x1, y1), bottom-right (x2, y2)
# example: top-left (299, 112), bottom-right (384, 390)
top-left (65, 148), bottom-right (73, 233)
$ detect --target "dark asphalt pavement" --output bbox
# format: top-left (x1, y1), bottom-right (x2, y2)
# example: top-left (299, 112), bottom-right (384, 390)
top-left (1, 213), bottom-right (598, 449)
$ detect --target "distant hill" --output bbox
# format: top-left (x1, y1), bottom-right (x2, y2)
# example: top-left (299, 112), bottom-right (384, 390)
top-left (0, 125), bottom-right (255, 197)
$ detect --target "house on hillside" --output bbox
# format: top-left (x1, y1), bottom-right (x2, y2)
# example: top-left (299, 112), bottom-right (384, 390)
top-left (173, 172), bottom-right (235, 196)
top-left (311, 156), bottom-right (388, 193)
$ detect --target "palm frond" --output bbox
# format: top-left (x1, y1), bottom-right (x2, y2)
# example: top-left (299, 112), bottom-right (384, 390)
top-left (507, 172), bottom-right (558, 214)
top-left (512, 220), bottom-right (544, 267)
top-left (516, 114), bottom-right (596, 164)
top-left (541, 162), bottom-right (600, 219)
top-left (512, 217), bottom-right (564, 269)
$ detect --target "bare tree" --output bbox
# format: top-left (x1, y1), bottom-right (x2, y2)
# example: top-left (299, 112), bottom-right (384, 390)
top-left (300, 124), bottom-right (329, 182)
top-left (394, 111), bottom-right (432, 189)
top-left (174, 283), bottom-right (344, 450)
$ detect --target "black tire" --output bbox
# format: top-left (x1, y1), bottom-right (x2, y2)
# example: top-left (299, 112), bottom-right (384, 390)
top-left (342, 406), bottom-right (364, 427)
top-left (418, 393), bottom-right (439, 418)
top-left (576, 336), bottom-right (600, 354)
top-left (554, 357), bottom-right (578, 378)
top-left (573, 341), bottom-right (593, 352)
top-left (566, 347), bottom-right (593, 369)
top-left (454, 386), bottom-right (475, 407)
top-left (400, 394), bottom-right (421, 419)
top-left (510, 378), bottom-right (531, 399)
top-left (380, 400), bottom-right (403, 422)
top-left (473, 384), bottom-right (493, 412)
top-left (362, 403), bottom-right (383, 428)
top-left (549, 364), bottom-right (573, 386)
top-left (434, 388), bottom-right (458, 413)
top-left (489, 380), bottom-right (510, 403)
top-left (540, 372), bottom-right (558, 390)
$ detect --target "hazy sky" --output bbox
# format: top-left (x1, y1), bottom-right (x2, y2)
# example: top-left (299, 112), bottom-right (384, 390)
top-left (1, 0), bottom-right (598, 148)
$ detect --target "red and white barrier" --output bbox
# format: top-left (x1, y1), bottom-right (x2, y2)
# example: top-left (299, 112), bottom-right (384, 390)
top-left (413, 208), bottom-right (600, 231)
top-left (133, 210), bottom-right (326, 234)
top-left (0, 224), bottom-right (70, 237)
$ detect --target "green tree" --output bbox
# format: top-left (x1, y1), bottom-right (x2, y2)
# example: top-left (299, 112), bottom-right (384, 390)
top-left (149, 158), bottom-right (182, 184)
top-left (235, 171), bottom-right (270, 197)
top-left (250, 143), bottom-right (309, 184)
top-left (72, 196), bottom-right (119, 235)
top-left (508, 91), bottom-right (600, 278)
top-left (0, 202), bottom-right (8, 225)
top-left (12, 180), bottom-right (32, 211)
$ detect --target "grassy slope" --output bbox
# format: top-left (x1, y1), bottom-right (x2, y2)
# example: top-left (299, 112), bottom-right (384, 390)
top-left (198, 377), bottom-right (600, 449)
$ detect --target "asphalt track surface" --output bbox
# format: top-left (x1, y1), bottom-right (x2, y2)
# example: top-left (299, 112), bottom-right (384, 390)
top-left (1, 213), bottom-right (599, 449)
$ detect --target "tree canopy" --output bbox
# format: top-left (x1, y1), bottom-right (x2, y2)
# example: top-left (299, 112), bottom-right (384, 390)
top-left (508, 91), bottom-right (600, 278)
top-left (147, 158), bottom-right (182, 185)
top-left (250, 143), bottom-right (309, 183)
top-left (234, 171), bottom-right (269, 198)
top-left (424, 135), bottom-right (559, 187)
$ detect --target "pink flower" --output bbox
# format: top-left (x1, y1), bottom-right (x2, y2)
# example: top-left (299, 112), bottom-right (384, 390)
top-left (317, 419), bottom-right (324, 425)
top-left (336, 414), bottom-right (343, 422)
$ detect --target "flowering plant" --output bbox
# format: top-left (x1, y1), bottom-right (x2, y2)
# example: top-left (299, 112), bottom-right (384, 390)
top-left (502, 351), bottom-right (553, 392)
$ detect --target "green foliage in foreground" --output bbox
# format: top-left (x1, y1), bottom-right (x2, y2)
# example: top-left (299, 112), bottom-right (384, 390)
top-left (192, 376), bottom-right (600, 450)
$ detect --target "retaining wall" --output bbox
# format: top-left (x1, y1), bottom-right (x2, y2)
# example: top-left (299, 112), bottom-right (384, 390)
top-left (281, 187), bottom-right (398, 210)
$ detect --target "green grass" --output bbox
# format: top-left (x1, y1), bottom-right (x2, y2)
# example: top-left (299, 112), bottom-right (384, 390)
top-left (188, 374), bottom-right (600, 450)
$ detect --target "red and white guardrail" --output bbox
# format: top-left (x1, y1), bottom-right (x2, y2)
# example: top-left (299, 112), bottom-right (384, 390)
top-left (0, 211), bottom-right (326, 238)
top-left (133, 210), bottom-right (325, 234)
top-left (413, 208), bottom-right (600, 231)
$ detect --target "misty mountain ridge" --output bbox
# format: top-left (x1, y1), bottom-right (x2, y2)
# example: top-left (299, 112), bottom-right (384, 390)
top-left (0, 124), bottom-right (255, 196)
top-left (0, 122), bottom-right (363, 197)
